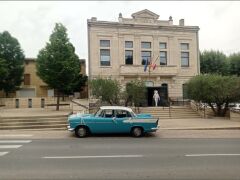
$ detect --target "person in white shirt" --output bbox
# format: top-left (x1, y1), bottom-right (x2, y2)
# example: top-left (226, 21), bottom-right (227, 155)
top-left (153, 90), bottom-right (160, 107)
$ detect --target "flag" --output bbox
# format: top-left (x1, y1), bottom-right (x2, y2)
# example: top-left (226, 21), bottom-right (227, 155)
top-left (144, 59), bottom-right (148, 72)
top-left (149, 57), bottom-right (156, 70)
top-left (151, 55), bottom-right (159, 70)
top-left (150, 61), bottom-right (157, 70)
top-left (152, 63), bottom-right (157, 70)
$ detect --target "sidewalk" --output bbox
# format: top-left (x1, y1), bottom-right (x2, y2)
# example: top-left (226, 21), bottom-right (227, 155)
top-left (0, 108), bottom-right (72, 117)
top-left (160, 117), bottom-right (240, 130)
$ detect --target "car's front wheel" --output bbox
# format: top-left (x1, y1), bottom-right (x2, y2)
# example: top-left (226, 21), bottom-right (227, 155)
top-left (131, 127), bottom-right (144, 137)
top-left (75, 126), bottom-right (88, 138)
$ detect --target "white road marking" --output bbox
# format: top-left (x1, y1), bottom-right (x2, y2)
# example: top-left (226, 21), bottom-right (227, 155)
top-left (185, 154), bottom-right (240, 157)
top-left (0, 134), bottom-right (33, 137)
top-left (43, 155), bottom-right (144, 159)
top-left (0, 145), bottom-right (22, 149)
top-left (0, 140), bottom-right (32, 143)
top-left (0, 152), bottom-right (9, 156)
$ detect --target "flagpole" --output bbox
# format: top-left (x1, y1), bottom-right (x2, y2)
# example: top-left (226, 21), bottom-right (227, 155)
top-left (144, 55), bottom-right (159, 80)
top-left (148, 59), bottom-right (151, 80)
top-left (148, 55), bottom-right (159, 81)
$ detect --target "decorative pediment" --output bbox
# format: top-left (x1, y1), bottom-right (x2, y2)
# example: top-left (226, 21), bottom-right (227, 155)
top-left (131, 9), bottom-right (159, 20)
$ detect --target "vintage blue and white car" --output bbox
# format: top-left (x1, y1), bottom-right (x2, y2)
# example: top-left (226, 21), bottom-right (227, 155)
top-left (68, 106), bottom-right (159, 138)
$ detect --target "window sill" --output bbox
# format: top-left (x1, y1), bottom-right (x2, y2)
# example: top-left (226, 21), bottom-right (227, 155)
top-left (100, 66), bottom-right (112, 68)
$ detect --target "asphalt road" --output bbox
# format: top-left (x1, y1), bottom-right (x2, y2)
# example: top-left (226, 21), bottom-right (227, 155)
top-left (0, 136), bottom-right (240, 180)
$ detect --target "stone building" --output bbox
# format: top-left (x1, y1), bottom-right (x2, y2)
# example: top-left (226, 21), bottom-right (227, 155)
top-left (0, 58), bottom-right (88, 99)
top-left (16, 58), bottom-right (51, 97)
top-left (0, 58), bottom-right (49, 98)
top-left (87, 9), bottom-right (200, 106)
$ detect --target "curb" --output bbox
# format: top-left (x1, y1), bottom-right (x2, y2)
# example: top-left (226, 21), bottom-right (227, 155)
top-left (160, 127), bottom-right (240, 130)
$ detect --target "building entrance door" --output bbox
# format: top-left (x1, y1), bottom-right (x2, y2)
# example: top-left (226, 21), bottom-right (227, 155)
top-left (147, 87), bottom-right (160, 106)
top-left (147, 85), bottom-right (168, 106)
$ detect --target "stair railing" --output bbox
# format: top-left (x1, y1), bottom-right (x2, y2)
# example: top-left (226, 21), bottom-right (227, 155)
top-left (168, 97), bottom-right (171, 118)
top-left (71, 99), bottom-right (89, 113)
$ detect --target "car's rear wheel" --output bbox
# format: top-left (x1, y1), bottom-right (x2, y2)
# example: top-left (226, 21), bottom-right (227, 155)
top-left (131, 127), bottom-right (143, 137)
top-left (75, 126), bottom-right (88, 138)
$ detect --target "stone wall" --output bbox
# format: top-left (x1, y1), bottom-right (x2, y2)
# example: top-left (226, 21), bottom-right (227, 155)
top-left (0, 97), bottom-right (71, 109)
top-left (190, 101), bottom-right (215, 118)
top-left (230, 111), bottom-right (240, 121)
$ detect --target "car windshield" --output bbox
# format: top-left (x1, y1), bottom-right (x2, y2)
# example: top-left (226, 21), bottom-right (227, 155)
top-left (130, 110), bottom-right (137, 117)
top-left (94, 109), bottom-right (103, 117)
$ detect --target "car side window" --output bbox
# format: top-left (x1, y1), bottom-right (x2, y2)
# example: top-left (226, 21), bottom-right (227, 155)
top-left (103, 109), bottom-right (114, 118)
top-left (115, 110), bottom-right (132, 118)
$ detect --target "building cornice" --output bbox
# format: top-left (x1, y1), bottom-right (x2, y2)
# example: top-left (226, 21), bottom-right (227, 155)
top-left (87, 20), bottom-right (200, 32)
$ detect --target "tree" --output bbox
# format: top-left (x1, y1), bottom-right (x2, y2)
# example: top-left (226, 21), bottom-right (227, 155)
top-left (90, 78), bottom-right (121, 105)
top-left (0, 58), bottom-right (8, 82)
top-left (64, 74), bottom-right (88, 95)
top-left (200, 50), bottom-right (229, 75)
top-left (124, 80), bottom-right (147, 108)
top-left (0, 31), bottom-right (25, 97)
top-left (36, 23), bottom-right (82, 110)
top-left (187, 74), bottom-right (240, 117)
top-left (229, 53), bottom-right (240, 76)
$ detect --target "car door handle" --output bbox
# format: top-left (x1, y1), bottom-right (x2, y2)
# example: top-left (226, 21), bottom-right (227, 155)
top-left (112, 117), bottom-right (117, 124)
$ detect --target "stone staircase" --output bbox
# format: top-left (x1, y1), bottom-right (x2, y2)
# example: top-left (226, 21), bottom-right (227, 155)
top-left (0, 115), bottom-right (68, 130)
top-left (0, 98), bottom-right (89, 131)
top-left (139, 106), bottom-right (201, 119)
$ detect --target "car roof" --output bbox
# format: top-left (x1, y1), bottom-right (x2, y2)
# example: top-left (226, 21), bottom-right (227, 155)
top-left (100, 106), bottom-right (133, 112)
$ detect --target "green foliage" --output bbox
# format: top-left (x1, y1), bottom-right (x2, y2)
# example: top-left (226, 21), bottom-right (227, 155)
top-left (0, 31), bottom-right (25, 96)
top-left (90, 78), bottom-right (121, 105)
top-left (187, 74), bottom-right (240, 116)
top-left (125, 80), bottom-right (147, 107)
top-left (200, 50), bottom-right (229, 75)
top-left (229, 53), bottom-right (240, 76)
top-left (64, 74), bottom-right (88, 94)
top-left (36, 23), bottom-right (83, 110)
top-left (0, 58), bottom-right (8, 81)
top-left (72, 74), bottom-right (88, 92)
top-left (90, 78), bottom-right (147, 107)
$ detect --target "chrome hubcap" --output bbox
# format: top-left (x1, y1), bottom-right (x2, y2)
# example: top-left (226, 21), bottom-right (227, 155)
top-left (134, 128), bottom-right (141, 136)
top-left (78, 128), bottom-right (86, 137)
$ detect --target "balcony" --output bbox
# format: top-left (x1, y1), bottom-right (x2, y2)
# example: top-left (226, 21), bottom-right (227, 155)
top-left (120, 65), bottom-right (179, 77)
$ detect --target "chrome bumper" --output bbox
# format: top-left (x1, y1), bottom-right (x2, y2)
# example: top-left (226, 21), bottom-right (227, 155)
top-left (67, 125), bottom-right (74, 132)
top-left (151, 126), bottom-right (160, 131)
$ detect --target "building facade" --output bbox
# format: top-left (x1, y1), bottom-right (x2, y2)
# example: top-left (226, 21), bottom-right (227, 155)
top-left (16, 58), bottom-right (51, 97)
top-left (88, 9), bottom-right (200, 106)
top-left (1, 58), bottom-right (88, 98)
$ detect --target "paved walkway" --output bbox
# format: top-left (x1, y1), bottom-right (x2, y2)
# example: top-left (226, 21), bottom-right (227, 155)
top-left (160, 117), bottom-right (240, 130)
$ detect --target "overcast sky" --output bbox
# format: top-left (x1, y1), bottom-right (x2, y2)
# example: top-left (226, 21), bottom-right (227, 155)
top-left (0, 1), bottom-right (240, 61)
